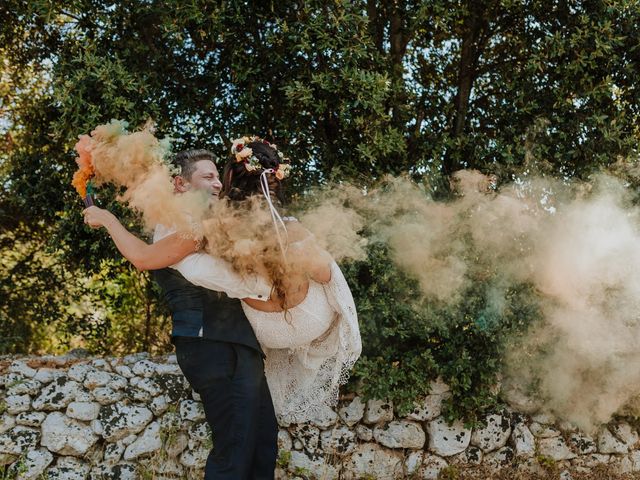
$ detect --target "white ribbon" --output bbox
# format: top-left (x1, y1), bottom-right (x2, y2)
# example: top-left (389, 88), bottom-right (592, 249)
top-left (260, 169), bottom-right (288, 259)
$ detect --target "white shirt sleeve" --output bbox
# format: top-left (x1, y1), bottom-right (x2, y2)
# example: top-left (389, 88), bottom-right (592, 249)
top-left (153, 224), bottom-right (272, 301)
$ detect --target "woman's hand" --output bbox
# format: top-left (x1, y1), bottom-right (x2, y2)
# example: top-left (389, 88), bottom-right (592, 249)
top-left (83, 206), bottom-right (116, 229)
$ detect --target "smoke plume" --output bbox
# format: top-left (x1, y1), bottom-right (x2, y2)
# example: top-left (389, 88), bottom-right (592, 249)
top-left (74, 121), bottom-right (640, 430)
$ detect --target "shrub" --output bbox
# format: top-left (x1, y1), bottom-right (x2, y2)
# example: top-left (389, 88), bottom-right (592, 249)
top-left (345, 241), bottom-right (542, 422)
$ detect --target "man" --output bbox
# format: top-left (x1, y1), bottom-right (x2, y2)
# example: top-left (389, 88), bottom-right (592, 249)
top-left (83, 149), bottom-right (278, 479)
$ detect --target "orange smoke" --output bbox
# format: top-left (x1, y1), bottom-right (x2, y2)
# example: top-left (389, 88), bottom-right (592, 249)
top-left (72, 134), bottom-right (95, 198)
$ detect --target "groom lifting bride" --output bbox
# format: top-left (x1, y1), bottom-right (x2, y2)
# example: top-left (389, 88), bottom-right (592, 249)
top-left (82, 138), bottom-right (361, 479)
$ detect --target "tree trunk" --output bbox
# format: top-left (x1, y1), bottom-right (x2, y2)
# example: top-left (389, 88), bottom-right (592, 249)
top-left (443, 4), bottom-right (491, 176)
top-left (367, 0), bottom-right (384, 52)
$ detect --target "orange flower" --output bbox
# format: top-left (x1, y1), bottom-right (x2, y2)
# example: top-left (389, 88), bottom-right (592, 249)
top-left (275, 163), bottom-right (291, 180)
top-left (71, 135), bottom-right (95, 198)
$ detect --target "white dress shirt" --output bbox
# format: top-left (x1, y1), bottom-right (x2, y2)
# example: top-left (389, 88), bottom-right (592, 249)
top-left (153, 224), bottom-right (271, 300)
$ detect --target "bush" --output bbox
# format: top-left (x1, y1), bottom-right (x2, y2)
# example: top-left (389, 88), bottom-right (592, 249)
top-left (345, 241), bottom-right (542, 422)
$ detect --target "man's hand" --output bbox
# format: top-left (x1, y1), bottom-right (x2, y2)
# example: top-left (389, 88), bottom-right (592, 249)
top-left (83, 206), bottom-right (116, 229)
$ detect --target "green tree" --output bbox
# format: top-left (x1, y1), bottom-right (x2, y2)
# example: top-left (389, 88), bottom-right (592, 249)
top-left (1, 0), bottom-right (638, 419)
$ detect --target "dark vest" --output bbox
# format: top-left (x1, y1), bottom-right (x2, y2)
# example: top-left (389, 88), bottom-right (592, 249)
top-left (151, 268), bottom-right (262, 354)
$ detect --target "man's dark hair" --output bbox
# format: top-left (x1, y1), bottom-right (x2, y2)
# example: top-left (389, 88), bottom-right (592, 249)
top-left (173, 149), bottom-right (217, 179)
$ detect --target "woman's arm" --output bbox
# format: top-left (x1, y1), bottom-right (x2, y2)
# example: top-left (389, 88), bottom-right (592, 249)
top-left (172, 253), bottom-right (272, 300)
top-left (83, 206), bottom-right (197, 271)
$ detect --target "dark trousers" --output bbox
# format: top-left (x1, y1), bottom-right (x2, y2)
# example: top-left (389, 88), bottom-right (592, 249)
top-left (173, 337), bottom-right (278, 479)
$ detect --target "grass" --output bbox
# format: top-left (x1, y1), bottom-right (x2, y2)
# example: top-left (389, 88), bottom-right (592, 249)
top-left (0, 455), bottom-right (28, 480)
top-left (277, 450), bottom-right (292, 469)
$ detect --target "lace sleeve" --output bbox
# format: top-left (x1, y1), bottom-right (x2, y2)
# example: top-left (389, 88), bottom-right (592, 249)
top-left (320, 260), bottom-right (362, 381)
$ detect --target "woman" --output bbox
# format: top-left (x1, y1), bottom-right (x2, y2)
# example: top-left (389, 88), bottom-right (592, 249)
top-left (84, 138), bottom-right (361, 422)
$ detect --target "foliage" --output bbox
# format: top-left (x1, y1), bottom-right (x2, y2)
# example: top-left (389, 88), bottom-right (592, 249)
top-left (1, 0), bottom-right (638, 420)
top-left (0, 222), bottom-right (170, 355)
top-left (0, 454), bottom-right (27, 480)
top-left (276, 450), bottom-right (292, 470)
top-left (437, 465), bottom-right (461, 480)
top-left (345, 241), bottom-right (542, 422)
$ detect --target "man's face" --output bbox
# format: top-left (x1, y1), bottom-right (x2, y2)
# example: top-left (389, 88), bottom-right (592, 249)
top-left (179, 159), bottom-right (222, 198)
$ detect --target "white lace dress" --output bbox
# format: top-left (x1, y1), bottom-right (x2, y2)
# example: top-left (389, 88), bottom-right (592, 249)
top-left (161, 235), bottom-right (362, 422)
top-left (245, 261), bottom-right (361, 423)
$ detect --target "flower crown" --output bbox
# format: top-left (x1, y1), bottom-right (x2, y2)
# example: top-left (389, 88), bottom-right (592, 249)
top-left (230, 136), bottom-right (291, 180)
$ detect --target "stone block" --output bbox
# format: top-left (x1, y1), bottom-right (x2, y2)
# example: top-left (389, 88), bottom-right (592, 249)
top-left (97, 404), bottom-right (153, 442)
top-left (611, 422), bottom-right (639, 448)
top-left (113, 365), bottom-right (134, 378)
top-left (66, 401), bottom-right (100, 421)
top-left (342, 442), bottom-right (402, 479)
top-left (15, 412), bottom-right (45, 427)
top-left (67, 364), bottom-right (92, 383)
top-left (8, 360), bottom-right (36, 378)
top-left (570, 432), bottom-right (596, 455)
top-left (321, 425), bottom-right (356, 455)
top-left (363, 399), bottom-right (393, 425)
top-left (4, 395), bottom-right (30, 415)
top-left (103, 441), bottom-right (125, 466)
top-left (149, 394), bottom-right (169, 416)
top-left (165, 432), bottom-right (188, 458)
top-left (511, 422), bottom-right (535, 457)
top-left (0, 426), bottom-right (39, 455)
top-left (155, 374), bottom-right (189, 402)
top-left (373, 420), bottom-right (425, 449)
top-left (132, 360), bottom-right (158, 377)
top-left (538, 436), bottom-right (576, 461)
top-left (0, 373), bottom-right (24, 389)
top-left (278, 429), bottom-right (292, 451)
top-left (0, 415), bottom-right (15, 434)
top-left (338, 397), bottom-right (365, 426)
top-left (180, 445), bottom-right (209, 469)
top-left (187, 420), bottom-right (211, 450)
top-left (308, 405), bottom-right (338, 429)
top-left (41, 412), bottom-right (98, 456)
top-left (15, 448), bottom-right (53, 480)
top-left (6, 379), bottom-right (40, 396)
top-left (136, 378), bottom-right (162, 397)
top-left (288, 450), bottom-right (338, 480)
top-left (356, 424), bottom-right (373, 442)
top-left (92, 387), bottom-right (123, 405)
top-left (426, 417), bottom-right (471, 457)
top-left (89, 463), bottom-right (137, 480)
top-left (406, 393), bottom-right (449, 422)
top-left (179, 400), bottom-right (205, 422)
top-left (83, 369), bottom-right (114, 389)
top-left (123, 421), bottom-right (161, 460)
top-left (405, 451), bottom-right (449, 479)
top-left (452, 446), bottom-right (483, 465)
top-left (598, 427), bottom-right (629, 454)
top-left (290, 424), bottom-right (320, 453)
top-left (32, 377), bottom-right (80, 411)
top-left (530, 422), bottom-right (561, 438)
top-left (470, 414), bottom-right (511, 453)
top-left (484, 446), bottom-right (515, 469)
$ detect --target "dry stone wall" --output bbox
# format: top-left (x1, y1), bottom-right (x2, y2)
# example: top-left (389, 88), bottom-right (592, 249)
top-left (1, 353), bottom-right (639, 479)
